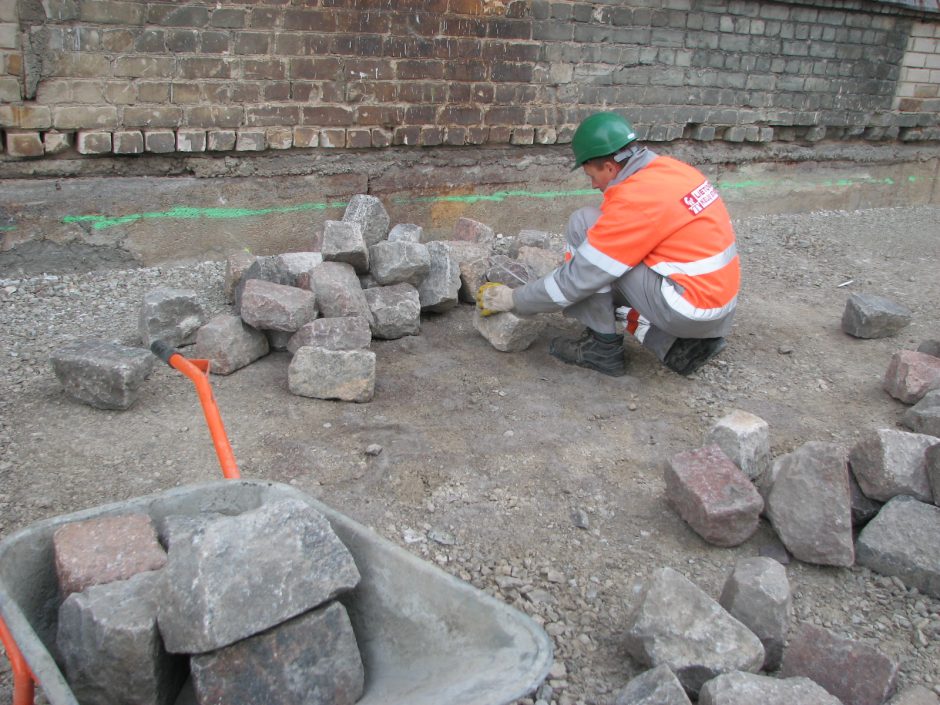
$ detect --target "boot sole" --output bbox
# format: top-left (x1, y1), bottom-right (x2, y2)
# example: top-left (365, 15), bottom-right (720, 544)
top-left (548, 347), bottom-right (627, 377)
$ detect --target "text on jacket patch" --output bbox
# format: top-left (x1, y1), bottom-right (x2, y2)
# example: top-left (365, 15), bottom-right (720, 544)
top-left (682, 180), bottom-right (719, 215)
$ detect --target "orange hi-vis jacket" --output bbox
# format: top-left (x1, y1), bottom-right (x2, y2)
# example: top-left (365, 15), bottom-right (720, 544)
top-left (513, 154), bottom-right (739, 323)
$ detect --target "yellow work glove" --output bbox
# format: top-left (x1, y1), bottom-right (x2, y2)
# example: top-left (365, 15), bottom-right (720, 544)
top-left (476, 283), bottom-right (515, 317)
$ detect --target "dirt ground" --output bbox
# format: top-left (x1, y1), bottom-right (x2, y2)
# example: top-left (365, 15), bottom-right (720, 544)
top-left (1, 204), bottom-right (939, 704)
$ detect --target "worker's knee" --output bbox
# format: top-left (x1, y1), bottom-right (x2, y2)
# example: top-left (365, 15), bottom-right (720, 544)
top-left (565, 206), bottom-right (601, 248)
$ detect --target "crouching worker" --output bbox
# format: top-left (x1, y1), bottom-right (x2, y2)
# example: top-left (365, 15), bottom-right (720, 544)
top-left (477, 111), bottom-right (739, 377)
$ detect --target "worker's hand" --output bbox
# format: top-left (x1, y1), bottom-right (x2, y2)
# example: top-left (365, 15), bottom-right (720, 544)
top-left (476, 283), bottom-right (515, 317)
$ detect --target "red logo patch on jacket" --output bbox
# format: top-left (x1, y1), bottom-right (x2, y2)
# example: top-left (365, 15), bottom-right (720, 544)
top-left (682, 180), bottom-right (719, 215)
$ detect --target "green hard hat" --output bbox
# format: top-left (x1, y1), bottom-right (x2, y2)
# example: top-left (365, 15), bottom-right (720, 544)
top-left (571, 112), bottom-right (637, 167)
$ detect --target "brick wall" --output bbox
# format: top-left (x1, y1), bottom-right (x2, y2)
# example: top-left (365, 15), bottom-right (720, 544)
top-left (1, 0), bottom-right (939, 160)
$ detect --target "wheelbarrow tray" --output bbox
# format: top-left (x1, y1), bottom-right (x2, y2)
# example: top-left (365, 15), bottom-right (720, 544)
top-left (0, 480), bottom-right (553, 705)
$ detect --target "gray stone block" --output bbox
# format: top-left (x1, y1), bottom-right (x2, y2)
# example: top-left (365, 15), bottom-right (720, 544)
top-left (459, 256), bottom-right (491, 304)
top-left (849, 428), bottom-right (936, 503)
top-left (190, 601), bottom-right (363, 705)
top-left (718, 557), bottom-right (791, 670)
top-left (849, 471), bottom-right (884, 526)
top-left (223, 251), bottom-right (256, 304)
top-left (239, 279), bottom-right (317, 333)
top-left (928, 444), bottom-right (940, 507)
top-left (368, 240), bottom-right (430, 286)
top-left (388, 223), bottom-right (423, 243)
top-left (699, 672), bottom-right (842, 705)
top-left (342, 194), bottom-right (390, 247)
top-left (516, 246), bottom-right (562, 278)
top-left (612, 664), bottom-right (691, 705)
top-left (841, 293), bottom-right (912, 339)
top-left (901, 390), bottom-right (940, 439)
top-left (53, 513), bottom-right (167, 597)
top-left (306, 261), bottom-right (375, 325)
top-left (766, 442), bottom-right (854, 567)
top-left (856, 495), bottom-right (940, 598)
top-left (779, 623), bottom-right (899, 705)
top-left (193, 314), bottom-right (269, 375)
top-left (288, 346), bottom-right (376, 403)
top-left (275, 252), bottom-right (323, 282)
top-left (139, 287), bottom-right (207, 348)
top-left (233, 256), bottom-right (295, 313)
top-left (364, 283), bottom-right (421, 340)
top-left (417, 241), bottom-right (461, 313)
top-left (473, 310), bottom-right (544, 352)
top-left (157, 498), bottom-right (360, 653)
top-left (485, 254), bottom-right (533, 289)
top-left (624, 567), bottom-right (764, 698)
top-left (57, 572), bottom-right (187, 705)
top-left (322, 220), bottom-right (369, 273)
top-left (706, 410), bottom-right (771, 482)
top-left (288, 317), bottom-right (372, 354)
top-left (266, 329), bottom-right (292, 351)
top-left (888, 685), bottom-right (940, 705)
top-left (51, 340), bottom-right (155, 410)
top-left (664, 444), bottom-right (764, 547)
top-left (916, 339), bottom-right (940, 358)
top-left (508, 229), bottom-right (552, 256)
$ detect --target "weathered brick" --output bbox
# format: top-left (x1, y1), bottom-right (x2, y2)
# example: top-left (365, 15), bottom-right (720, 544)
top-left (53, 106), bottom-right (118, 130)
top-left (76, 130), bottom-right (112, 154)
top-left (114, 56), bottom-right (176, 78)
top-left (4, 130), bottom-right (43, 157)
top-left (176, 128), bottom-right (206, 152)
top-left (0, 76), bottom-right (21, 102)
top-left (144, 129), bottom-right (175, 153)
top-left (43, 130), bottom-right (73, 154)
top-left (79, 0), bottom-right (145, 24)
top-left (319, 128), bottom-right (346, 148)
top-left (165, 29), bottom-right (197, 53)
top-left (0, 103), bottom-right (51, 129)
top-left (124, 106), bottom-right (182, 128)
top-left (179, 57), bottom-right (231, 79)
top-left (292, 126), bottom-right (318, 148)
top-left (148, 4), bottom-right (209, 27)
top-left (235, 128), bottom-right (265, 151)
top-left (203, 129), bottom-right (235, 152)
top-left (301, 106), bottom-right (353, 126)
top-left (265, 126), bottom-right (292, 149)
top-left (112, 129), bottom-right (143, 153)
top-left (290, 57), bottom-right (342, 80)
top-left (246, 105), bottom-right (300, 127)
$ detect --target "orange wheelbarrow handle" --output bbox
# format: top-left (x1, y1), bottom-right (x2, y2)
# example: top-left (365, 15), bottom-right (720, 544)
top-left (151, 341), bottom-right (240, 480)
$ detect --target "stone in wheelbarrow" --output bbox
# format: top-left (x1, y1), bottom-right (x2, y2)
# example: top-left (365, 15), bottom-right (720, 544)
top-left (190, 601), bottom-right (363, 705)
top-left (57, 571), bottom-right (187, 705)
top-left (157, 497), bottom-right (360, 653)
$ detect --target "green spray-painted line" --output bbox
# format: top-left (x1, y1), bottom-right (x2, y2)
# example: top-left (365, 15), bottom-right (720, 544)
top-left (57, 174), bottom-right (926, 232)
top-left (393, 188), bottom-right (597, 204)
top-left (0, 225), bottom-right (15, 232)
top-left (63, 201), bottom-right (349, 231)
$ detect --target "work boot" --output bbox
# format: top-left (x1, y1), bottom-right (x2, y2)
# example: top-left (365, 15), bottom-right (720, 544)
top-left (549, 329), bottom-right (626, 377)
top-left (663, 337), bottom-right (727, 376)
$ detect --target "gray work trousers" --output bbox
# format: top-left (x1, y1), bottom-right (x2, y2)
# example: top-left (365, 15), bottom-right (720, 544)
top-left (562, 207), bottom-right (736, 361)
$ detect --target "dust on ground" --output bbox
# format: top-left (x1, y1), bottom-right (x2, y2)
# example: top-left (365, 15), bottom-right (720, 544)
top-left (1, 205), bottom-right (939, 703)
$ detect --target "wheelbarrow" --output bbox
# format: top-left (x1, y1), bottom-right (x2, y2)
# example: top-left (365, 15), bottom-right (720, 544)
top-left (0, 343), bottom-right (553, 705)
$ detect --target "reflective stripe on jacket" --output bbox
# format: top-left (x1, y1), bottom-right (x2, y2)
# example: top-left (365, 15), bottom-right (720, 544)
top-left (514, 155), bottom-right (740, 321)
